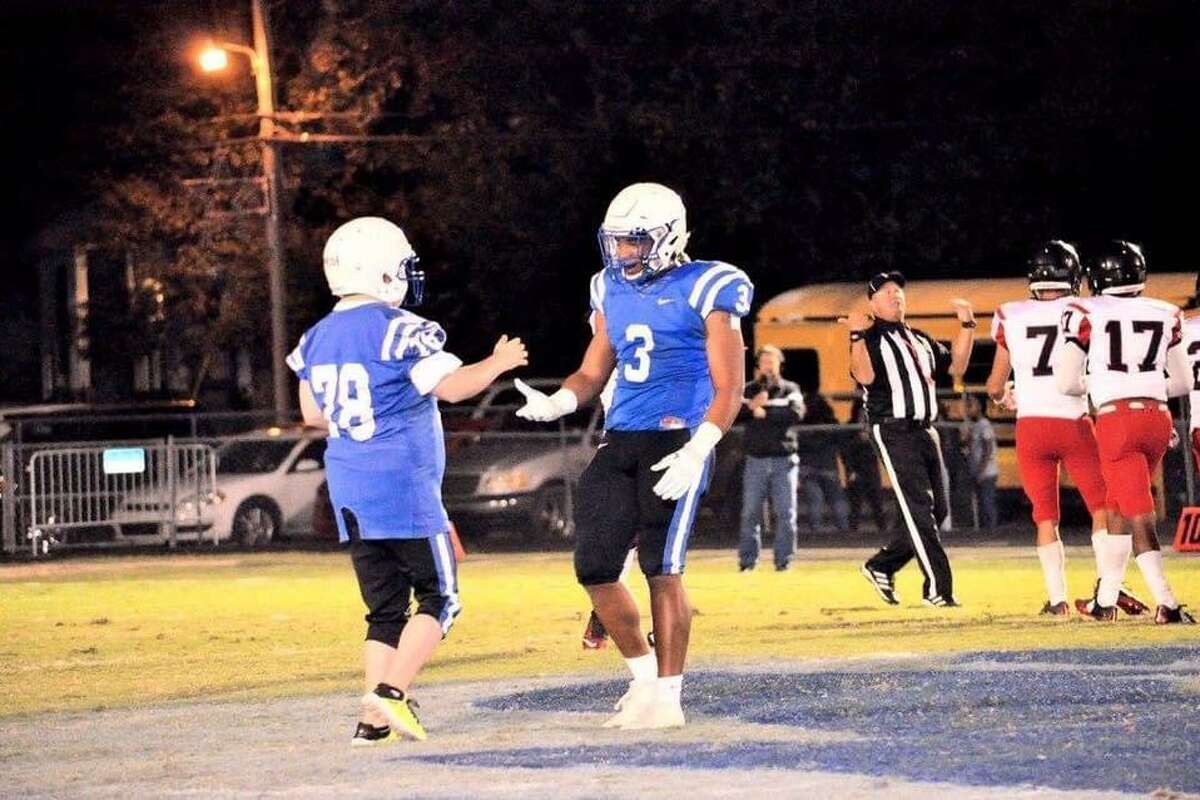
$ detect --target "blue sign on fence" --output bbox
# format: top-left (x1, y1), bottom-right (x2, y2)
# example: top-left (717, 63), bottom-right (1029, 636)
top-left (102, 448), bottom-right (146, 475)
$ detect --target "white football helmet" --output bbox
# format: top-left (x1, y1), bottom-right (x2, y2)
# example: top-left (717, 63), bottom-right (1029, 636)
top-left (323, 216), bottom-right (425, 305)
top-left (597, 183), bottom-right (690, 282)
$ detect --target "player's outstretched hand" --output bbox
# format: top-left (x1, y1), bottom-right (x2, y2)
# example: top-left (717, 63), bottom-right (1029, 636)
top-left (514, 378), bottom-right (576, 422)
top-left (650, 446), bottom-right (705, 501)
top-left (492, 335), bottom-right (529, 372)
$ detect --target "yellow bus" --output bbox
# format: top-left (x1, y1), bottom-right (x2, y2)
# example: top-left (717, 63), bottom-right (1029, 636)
top-left (753, 272), bottom-right (1196, 493)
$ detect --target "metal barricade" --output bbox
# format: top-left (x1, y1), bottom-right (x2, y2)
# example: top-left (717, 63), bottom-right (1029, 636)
top-left (24, 442), bottom-right (217, 555)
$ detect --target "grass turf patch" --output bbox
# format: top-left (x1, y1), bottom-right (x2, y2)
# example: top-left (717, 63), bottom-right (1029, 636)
top-left (1, 546), bottom-right (1197, 717)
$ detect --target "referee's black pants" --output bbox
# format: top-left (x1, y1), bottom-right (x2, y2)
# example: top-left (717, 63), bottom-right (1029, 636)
top-left (865, 420), bottom-right (954, 601)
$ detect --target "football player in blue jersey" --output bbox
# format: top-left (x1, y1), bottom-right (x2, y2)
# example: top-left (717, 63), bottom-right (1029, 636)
top-left (517, 183), bottom-right (753, 729)
top-left (288, 216), bottom-right (528, 745)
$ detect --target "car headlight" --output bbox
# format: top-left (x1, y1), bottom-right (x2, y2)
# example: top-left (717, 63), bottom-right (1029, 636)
top-left (479, 468), bottom-right (531, 495)
top-left (176, 491), bottom-right (225, 517)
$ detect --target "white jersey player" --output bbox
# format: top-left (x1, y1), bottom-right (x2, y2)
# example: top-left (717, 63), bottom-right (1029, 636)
top-left (1052, 240), bottom-right (1193, 624)
top-left (985, 241), bottom-right (1117, 616)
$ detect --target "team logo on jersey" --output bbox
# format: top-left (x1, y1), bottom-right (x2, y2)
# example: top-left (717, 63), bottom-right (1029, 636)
top-left (659, 416), bottom-right (687, 430)
top-left (411, 323), bottom-right (447, 358)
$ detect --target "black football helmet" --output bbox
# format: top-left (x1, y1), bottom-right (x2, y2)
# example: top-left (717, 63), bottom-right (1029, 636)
top-left (1027, 240), bottom-right (1081, 295)
top-left (1087, 240), bottom-right (1146, 296)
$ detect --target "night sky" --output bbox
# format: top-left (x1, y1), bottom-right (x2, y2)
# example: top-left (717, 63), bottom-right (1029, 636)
top-left (2, 1), bottom-right (1198, 404)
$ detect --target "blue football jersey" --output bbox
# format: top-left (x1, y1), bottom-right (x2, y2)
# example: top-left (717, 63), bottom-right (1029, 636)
top-left (590, 260), bottom-right (754, 431)
top-left (286, 299), bottom-right (462, 541)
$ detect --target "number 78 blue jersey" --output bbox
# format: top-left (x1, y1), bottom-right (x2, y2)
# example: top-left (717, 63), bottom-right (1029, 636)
top-left (590, 260), bottom-right (753, 431)
top-left (286, 299), bottom-right (462, 541)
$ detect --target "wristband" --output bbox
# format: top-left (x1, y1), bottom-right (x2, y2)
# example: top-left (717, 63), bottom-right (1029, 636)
top-left (549, 387), bottom-right (578, 415)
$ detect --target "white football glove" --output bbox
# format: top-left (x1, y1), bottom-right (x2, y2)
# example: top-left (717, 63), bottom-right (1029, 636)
top-left (514, 378), bottom-right (578, 422)
top-left (650, 422), bottom-right (723, 501)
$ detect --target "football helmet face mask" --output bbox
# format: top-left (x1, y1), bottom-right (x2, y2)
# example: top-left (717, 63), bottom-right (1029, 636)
top-left (597, 183), bottom-right (690, 284)
top-left (1087, 240), bottom-right (1146, 296)
top-left (1027, 240), bottom-right (1081, 295)
top-left (323, 216), bottom-right (425, 306)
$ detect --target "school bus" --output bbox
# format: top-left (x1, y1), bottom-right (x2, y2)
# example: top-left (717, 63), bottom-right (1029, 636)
top-left (753, 272), bottom-right (1196, 493)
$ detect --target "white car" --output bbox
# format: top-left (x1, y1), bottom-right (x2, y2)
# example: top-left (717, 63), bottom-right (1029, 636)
top-left (113, 433), bottom-right (327, 547)
top-left (442, 379), bottom-right (602, 543)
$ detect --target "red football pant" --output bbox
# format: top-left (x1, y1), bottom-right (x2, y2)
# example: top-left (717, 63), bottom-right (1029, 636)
top-left (1015, 416), bottom-right (1108, 524)
top-left (1093, 402), bottom-right (1172, 518)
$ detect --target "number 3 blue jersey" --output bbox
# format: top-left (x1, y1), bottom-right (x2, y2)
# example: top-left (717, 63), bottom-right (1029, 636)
top-left (286, 299), bottom-right (462, 541)
top-left (590, 260), bottom-right (754, 431)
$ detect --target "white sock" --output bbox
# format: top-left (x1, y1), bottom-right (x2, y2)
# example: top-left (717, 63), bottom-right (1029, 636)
top-left (1134, 550), bottom-right (1178, 608)
top-left (626, 653), bottom-right (657, 683)
top-left (1036, 541), bottom-right (1067, 605)
top-left (657, 674), bottom-right (683, 705)
top-left (1097, 534), bottom-right (1132, 608)
top-left (1090, 529), bottom-right (1108, 578)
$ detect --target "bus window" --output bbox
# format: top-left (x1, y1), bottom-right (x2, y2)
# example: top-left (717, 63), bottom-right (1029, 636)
top-left (781, 348), bottom-right (820, 393)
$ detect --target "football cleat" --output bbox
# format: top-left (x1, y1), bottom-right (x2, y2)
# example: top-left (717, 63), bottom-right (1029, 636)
top-left (1091, 579), bottom-right (1150, 616)
top-left (922, 595), bottom-right (961, 608)
top-left (363, 684), bottom-right (427, 741)
top-left (351, 721), bottom-right (398, 747)
top-left (1075, 598), bottom-right (1118, 621)
top-left (1039, 601), bottom-right (1071, 616)
top-left (603, 679), bottom-right (656, 728)
top-left (619, 695), bottom-right (685, 730)
top-left (1154, 604), bottom-right (1196, 625)
top-left (860, 564), bottom-right (900, 605)
top-left (582, 610), bottom-right (609, 650)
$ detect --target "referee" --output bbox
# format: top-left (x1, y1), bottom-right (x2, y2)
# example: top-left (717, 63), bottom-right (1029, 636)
top-left (847, 271), bottom-right (975, 607)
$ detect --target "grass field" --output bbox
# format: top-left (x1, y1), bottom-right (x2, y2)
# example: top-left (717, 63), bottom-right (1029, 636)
top-left (2, 545), bottom-right (1198, 718)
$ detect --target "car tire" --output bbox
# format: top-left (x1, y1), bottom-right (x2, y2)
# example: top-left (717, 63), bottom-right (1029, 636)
top-left (530, 483), bottom-right (574, 546)
top-left (232, 498), bottom-right (281, 548)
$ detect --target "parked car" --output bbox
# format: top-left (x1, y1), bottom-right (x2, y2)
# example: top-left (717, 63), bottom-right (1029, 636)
top-left (442, 379), bottom-right (601, 543)
top-left (112, 431), bottom-right (327, 547)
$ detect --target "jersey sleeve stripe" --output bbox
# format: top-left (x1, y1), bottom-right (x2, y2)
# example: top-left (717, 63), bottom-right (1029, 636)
top-left (410, 351), bottom-right (463, 395)
top-left (285, 334), bottom-right (306, 371)
top-left (699, 271), bottom-right (749, 317)
top-left (688, 264), bottom-right (739, 308)
top-left (380, 317), bottom-right (404, 361)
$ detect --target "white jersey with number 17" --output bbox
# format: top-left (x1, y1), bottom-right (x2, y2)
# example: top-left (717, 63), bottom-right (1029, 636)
top-left (992, 296), bottom-right (1087, 420)
top-left (1059, 294), bottom-right (1183, 407)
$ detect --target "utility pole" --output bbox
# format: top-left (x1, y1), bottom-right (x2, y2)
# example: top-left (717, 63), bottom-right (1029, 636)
top-left (250, 0), bottom-right (290, 421)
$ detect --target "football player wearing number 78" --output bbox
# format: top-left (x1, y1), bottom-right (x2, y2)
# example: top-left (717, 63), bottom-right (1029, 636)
top-left (288, 216), bottom-right (529, 745)
top-left (516, 183), bottom-right (754, 729)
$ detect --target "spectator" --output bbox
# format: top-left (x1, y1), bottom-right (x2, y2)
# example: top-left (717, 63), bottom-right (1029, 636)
top-left (842, 399), bottom-right (888, 532)
top-left (961, 393), bottom-right (999, 529)
top-left (796, 390), bottom-right (851, 533)
top-left (737, 345), bottom-right (806, 571)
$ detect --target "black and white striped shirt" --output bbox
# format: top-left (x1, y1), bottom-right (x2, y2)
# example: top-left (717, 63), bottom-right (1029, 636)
top-left (858, 320), bottom-right (952, 423)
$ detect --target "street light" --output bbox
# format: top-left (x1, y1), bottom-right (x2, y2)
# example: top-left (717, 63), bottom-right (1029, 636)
top-left (198, 46), bottom-right (229, 73)
top-left (195, 0), bottom-right (290, 423)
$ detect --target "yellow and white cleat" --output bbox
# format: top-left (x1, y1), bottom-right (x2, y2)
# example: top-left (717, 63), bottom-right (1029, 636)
top-left (362, 685), bottom-right (428, 741)
top-left (351, 721), bottom-right (399, 747)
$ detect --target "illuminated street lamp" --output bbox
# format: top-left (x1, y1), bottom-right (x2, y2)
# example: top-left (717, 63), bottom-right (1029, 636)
top-left (198, 45), bottom-right (229, 73)
top-left (196, 0), bottom-right (290, 421)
